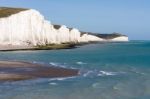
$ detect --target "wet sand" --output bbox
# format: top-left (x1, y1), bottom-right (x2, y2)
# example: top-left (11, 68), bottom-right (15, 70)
top-left (0, 61), bottom-right (79, 81)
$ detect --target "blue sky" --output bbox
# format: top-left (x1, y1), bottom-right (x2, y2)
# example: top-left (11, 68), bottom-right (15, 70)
top-left (0, 0), bottom-right (150, 40)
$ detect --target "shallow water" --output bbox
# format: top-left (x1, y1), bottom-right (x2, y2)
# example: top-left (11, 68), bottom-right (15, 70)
top-left (0, 41), bottom-right (150, 99)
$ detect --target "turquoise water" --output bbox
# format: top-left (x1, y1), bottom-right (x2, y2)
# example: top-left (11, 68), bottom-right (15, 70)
top-left (0, 41), bottom-right (150, 99)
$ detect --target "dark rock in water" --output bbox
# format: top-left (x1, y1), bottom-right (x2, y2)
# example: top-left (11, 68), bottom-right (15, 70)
top-left (0, 61), bottom-right (79, 81)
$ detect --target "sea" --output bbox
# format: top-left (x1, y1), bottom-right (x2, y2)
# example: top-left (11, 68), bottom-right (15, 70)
top-left (0, 41), bottom-right (150, 99)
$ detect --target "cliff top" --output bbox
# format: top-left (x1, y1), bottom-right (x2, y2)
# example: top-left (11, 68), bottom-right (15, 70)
top-left (0, 7), bottom-right (28, 18)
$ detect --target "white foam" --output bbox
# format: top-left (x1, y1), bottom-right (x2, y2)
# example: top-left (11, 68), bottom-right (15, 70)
top-left (98, 71), bottom-right (118, 76)
top-left (76, 61), bottom-right (87, 65)
top-left (81, 69), bottom-right (118, 77)
top-left (92, 83), bottom-right (105, 88)
top-left (48, 76), bottom-right (76, 81)
top-left (32, 61), bottom-right (45, 65)
top-left (49, 62), bottom-right (78, 70)
top-left (49, 62), bottom-right (59, 66)
top-left (32, 61), bottom-right (38, 64)
top-left (49, 62), bottom-right (67, 68)
top-left (92, 83), bottom-right (99, 88)
top-left (97, 71), bottom-right (126, 76)
top-left (49, 82), bottom-right (57, 85)
top-left (83, 71), bottom-right (94, 77)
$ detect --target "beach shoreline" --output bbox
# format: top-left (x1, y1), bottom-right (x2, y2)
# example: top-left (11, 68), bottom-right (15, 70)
top-left (0, 43), bottom-right (77, 51)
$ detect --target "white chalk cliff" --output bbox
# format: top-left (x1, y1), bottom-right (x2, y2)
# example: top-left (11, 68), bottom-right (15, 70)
top-left (0, 8), bottom-right (128, 46)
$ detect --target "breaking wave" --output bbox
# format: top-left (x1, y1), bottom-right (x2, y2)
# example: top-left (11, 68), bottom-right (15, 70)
top-left (76, 61), bottom-right (87, 65)
top-left (49, 62), bottom-right (67, 68)
top-left (81, 70), bottom-right (125, 77)
top-left (48, 76), bottom-right (77, 81)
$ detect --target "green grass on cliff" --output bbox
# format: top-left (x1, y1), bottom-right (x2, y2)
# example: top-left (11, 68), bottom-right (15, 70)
top-left (0, 7), bottom-right (28, 18)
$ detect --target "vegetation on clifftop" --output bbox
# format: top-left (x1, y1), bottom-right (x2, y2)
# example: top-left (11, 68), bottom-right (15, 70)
top-left (0, 7), bottom-right (28, 18)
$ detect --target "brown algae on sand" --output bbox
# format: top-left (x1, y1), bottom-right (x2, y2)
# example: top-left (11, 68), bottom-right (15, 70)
top-left (0, 61), bottom-right (79, 81)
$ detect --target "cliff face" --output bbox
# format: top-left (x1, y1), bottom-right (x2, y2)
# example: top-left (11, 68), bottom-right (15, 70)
top-left (0, 8), bottom-right (128, 46)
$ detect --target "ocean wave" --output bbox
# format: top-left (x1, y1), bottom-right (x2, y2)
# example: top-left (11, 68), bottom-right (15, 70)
top-left (81, 70), bottom-right (96, 77)
top-left (98, 71), bottom-right (126, 76)
top-left (83, 70), bottom-right (94, 77)
top-left (130, 68), bottom-right (146, 75)
top-left (49, 62), bottom-right (66, 68)
top-left (48, 76), bottom-right (77, 81)
top-left (32, 61), bottom-right (45, 64)
top-left (49, 62), bottom-right (78, 70)
top-left (98, 71), bottom-right (118, 76)
top-left (32, 61), bottom-right (67, 68)
top-left (92, 83), bottom-right (105, 88)
top-left (135, 71), bottom-right (145, 75)
top-left (49, 82), bottom-right (57, 85)
top-left (81, 70), bottom-right (125, 77)
top-left (49, 62), bottom-right (59, 66)
top-left (76, 61), bottom-right (87, 65)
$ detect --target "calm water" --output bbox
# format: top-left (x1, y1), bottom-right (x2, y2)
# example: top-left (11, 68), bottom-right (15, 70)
top-left (0, 41), bottom-right (150, 99)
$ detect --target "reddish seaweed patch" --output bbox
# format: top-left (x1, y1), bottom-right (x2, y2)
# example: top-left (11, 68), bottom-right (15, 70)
top-left (0, 61), bottom-right (79, 81)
